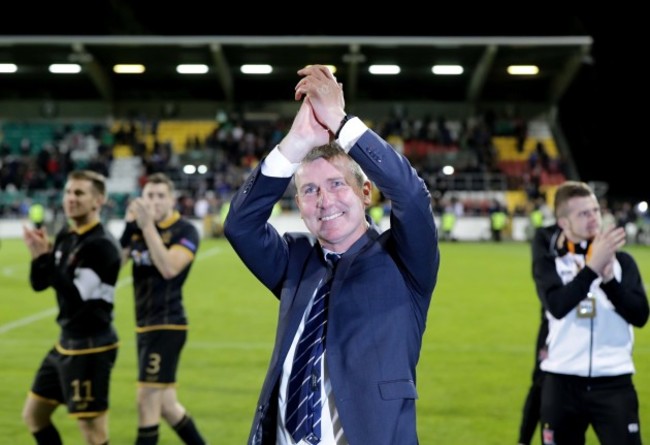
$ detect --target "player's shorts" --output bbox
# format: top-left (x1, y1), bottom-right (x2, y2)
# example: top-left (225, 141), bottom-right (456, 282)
top-left (137, 328), bottom-right (187, 385)
top-left (30, 345), bottom-right (118, 418)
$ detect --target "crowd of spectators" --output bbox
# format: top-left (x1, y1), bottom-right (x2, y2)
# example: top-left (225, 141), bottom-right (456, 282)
top-left (3, 109), bottom-right (645, 243)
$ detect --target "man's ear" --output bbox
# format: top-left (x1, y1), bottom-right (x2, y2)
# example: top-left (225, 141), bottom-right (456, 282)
top-left (556, 216), bottom-right (567, 231)
top-left (362, 181), bottom-right (373, 206)
top-left (95, 194), bottom-right (107, 210)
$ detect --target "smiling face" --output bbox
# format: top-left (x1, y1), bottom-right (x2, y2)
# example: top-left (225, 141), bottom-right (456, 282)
top-left (63, 178), bottom-right (104, 227)
top-left (295, 154), bottom-right (372, 253)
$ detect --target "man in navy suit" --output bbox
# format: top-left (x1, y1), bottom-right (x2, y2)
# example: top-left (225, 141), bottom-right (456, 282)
top-left (224, 65), bottom-right (440, 445)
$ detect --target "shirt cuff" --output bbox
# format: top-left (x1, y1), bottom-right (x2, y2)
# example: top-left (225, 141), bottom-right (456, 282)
top-left (337, 117), bottom-right (367, 152)
top-left (261, 145), bottom-right (300, 178)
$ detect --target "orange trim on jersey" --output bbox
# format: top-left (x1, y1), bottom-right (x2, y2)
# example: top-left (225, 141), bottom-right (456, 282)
top-left (170, 243), bottom-right (195, 259)
top-left (157, 211), bottom-right (181, 229)
top-left (567, 240), bottom-right (593, 261)
top-left (71, 219), bottom-right (100, 235)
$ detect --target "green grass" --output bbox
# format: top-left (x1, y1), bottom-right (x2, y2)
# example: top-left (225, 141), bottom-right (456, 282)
top-left (1, 237), bottom-right (649, 444)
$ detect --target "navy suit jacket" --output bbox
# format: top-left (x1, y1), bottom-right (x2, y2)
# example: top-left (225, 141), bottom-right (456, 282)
top-left (224, 128), bottom-right (440, 445)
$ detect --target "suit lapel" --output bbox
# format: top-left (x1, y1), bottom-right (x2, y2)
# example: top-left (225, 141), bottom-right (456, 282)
top-left (329, 227), bottom-right (379, 298)
top-left (280, 248), bottom-right (327, 352)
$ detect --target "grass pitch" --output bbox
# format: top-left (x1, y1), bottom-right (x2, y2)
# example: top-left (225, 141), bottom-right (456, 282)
top-left (1, 237), bottom-right (648, 444)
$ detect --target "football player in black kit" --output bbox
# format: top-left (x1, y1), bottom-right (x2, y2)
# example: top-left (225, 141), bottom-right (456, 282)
top-left (120, 173), bottom-right (206, 445)
top-left (22, 170), bottom-right (121, 445)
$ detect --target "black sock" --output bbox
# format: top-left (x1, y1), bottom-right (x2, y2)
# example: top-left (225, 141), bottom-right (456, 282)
top-left (135, 424), bottom-right (159, 445)
top-left (173, 414), bottom-right (206, 445)
top-left (33, 424), bottom-right (63, 445)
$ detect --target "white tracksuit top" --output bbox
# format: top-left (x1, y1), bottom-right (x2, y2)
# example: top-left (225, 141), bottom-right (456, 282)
top-left (541, 253), bottom-right (635, 377)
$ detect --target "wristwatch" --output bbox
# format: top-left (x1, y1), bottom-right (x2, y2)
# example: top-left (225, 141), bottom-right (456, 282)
top-left (335, 114), bottom-right (355, 139)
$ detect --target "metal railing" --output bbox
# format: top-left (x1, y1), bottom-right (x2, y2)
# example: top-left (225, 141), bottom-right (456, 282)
top-left (424, 172), bottom-right (508, 192)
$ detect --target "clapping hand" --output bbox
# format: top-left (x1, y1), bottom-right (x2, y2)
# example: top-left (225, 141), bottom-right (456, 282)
top-left (587, 226), bottom-right (626, 282)
top-left (127, 198), bottom-right (155, 229)
top-left (23, 225), bottom-right (51, 259)
top-left (295, 65), bottom-right (346, 135)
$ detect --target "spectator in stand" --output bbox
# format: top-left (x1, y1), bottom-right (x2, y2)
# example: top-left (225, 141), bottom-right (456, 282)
top-left (528, 140), bottom-right (550, 172)
top-left (489, 199), bottom-right (508, 242)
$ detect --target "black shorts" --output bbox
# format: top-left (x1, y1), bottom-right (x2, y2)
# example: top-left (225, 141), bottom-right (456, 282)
top-left (137, 329), bottom-right (187, 385)
top-left (30, 345), bottom-right (118, 418)
top-left (541, 372), bottom-right (641, 445)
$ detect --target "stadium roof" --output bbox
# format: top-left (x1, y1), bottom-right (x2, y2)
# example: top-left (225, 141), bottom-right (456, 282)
top-left (3, 12), bottom-right (646, 202)
top-left (0, 34), bottom-right (592, 108)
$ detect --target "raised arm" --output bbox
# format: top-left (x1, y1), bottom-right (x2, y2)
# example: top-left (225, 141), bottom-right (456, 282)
top-left (24, 225), bottom-right (54, 291)
top-left (129, 198), bottom-right (194, 279)
top-left (295, 64), bottom-right (439, 297)
top-left (277, 96), bottom-right (331, 163)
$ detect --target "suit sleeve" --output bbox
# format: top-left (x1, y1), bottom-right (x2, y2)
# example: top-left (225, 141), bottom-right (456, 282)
top-left (223, 165), bottom-right (293, 292)
top-left (350, 129), bottom-right (439, 298)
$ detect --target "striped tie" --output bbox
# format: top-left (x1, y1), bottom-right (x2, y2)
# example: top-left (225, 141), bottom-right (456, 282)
top-left (286, 253), bottom-right (340, 444)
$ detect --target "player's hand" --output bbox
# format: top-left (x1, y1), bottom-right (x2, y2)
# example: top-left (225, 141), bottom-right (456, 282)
top-left (130, 198), bottom-right (154, 229)
top-left (587, 226), bottom-right (626, 276)
top-left (278, 99), bottom-right (330, 162)
top-left (22, 225), bottom-right (51, 258)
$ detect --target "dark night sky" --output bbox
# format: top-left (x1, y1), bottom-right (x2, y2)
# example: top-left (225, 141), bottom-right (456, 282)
top-left (557, 16), bottom-right (645, 204)
top-left (3, 8), bottom-right (644, 203)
